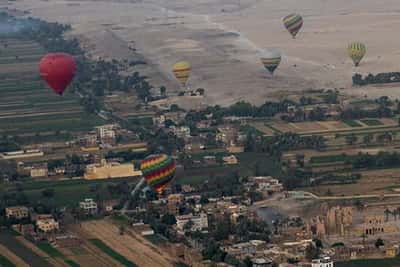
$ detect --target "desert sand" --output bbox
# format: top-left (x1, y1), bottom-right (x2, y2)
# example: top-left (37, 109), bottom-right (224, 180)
top-left (7, 0), bottom-right (400, 105)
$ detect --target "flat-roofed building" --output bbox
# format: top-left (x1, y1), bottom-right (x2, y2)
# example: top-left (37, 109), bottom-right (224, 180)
top-left (79, 198), bottom-right (98, 215)
top-left (84, 159), bottom-right (142, 179)
top-left (5, 206), bottom-right (29, 220)
top-left (176, 213), bottom-right (208, 232)
top-left (37, 217), bottom-right (59, 233)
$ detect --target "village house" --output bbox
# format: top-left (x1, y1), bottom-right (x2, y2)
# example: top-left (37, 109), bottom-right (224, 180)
top-left (167, 193), bottom-right (184, 215)
top-left (222, 155), bottom-right (238, 165)
top-left (246, 176), bottom-right (283, 195)
top-left (132, 223), bottom-right (155, 236)
top-left (96, 125), bottom-right (116, 145)
top-left (311, 256), bottom-right (334, 267)
top-left (30, 164), bottom-right (48, 178)
top-left (176, 213), bottom-right (208, 233)
top-left (79, 134), bottom-right (98, 147)
top-left (171, 126), bottom-right (191, 139)
top-left (216, 126), bottom-right (239, 147)
top-left (5, 206), bottom-right (29, 220)
top-left (36, 215), bottom-right (59, 233)
top-left (252, 258), bottom-right (273, 267)
top-left (79, 198), bottom-right (98, 215)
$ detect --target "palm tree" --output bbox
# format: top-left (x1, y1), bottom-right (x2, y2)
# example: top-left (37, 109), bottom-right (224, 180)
top-left (384, 208), bottom-right (391, 222)
top-left (361, 233), bottom-right (367, 246)
top-left (396, 207), bottom-right (400, 220)
top-left (392, 209), bottom-right (398, 221)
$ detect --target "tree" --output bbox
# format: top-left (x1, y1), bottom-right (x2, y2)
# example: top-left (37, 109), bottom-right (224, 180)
top-left (305, 243), bottom-right (320, 260)
top-left (119, 225), bottom-right (125, 235)
top-left (41, 188), bottom-right (54, 198)
top-left (196, 88), bottom-right (205, 95)
top-left (363, 134), bottom-right (373, 145)
top-left (384, 208), bottom-right (391, 222)
top-left (184, 220), bottom-right (194, 232)
top-left (160, 86), bottom-right (166, 96)
top-left (375, 238), bottom-right (384, 248)
top-left (361, 233), bottom-right (367, 245)
top-left (314, 238), bottom-right (323, 249)
top-left (354, 199), bottom-right (364, 211)
top-left (346, 134), bottom-right (358, 145)
top-left (243, 257), bottom-right (252, 267)
top-left (161, 214), bottom-right (176, 225)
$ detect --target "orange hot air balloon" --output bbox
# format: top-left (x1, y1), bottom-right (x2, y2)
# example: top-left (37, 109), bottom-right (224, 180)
top-left (39, 53), bottom-right (76, 95)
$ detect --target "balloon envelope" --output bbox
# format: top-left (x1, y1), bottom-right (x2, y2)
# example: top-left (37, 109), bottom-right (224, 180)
top-left (172, 61), bottom-right (191, 87)
top-left (260, 49), bottom-right (282, 74)
top-left (348, 42), bottom-right (366, 67)
top-left (140, 154), bottom-right (176, 193)
top-left (39, 53), bottom-right (76, 95)
top-left (283, 13), bottom-right (303, 38)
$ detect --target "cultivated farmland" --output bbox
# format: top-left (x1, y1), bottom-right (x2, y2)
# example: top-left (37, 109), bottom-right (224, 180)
top-left (0, 39), bottom-right (104, 140)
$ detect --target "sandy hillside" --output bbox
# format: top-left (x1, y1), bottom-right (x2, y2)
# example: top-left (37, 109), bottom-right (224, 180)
top-left (8, 0), bottom-right (400, 105)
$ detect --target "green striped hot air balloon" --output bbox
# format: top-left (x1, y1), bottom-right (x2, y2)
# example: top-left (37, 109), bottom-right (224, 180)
top-left (140, 154), bottom-right (176, 193)
top-left (348, 42), bottom-right (366, 67)
top-left (260, 49), bottom-right (282, 75)
top-left (283, 13), bottom-right (303, 38)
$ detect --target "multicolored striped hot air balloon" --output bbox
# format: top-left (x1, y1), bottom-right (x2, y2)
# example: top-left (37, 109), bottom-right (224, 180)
top-left (283, 13), bottom-right (303, 38)
top-left (348, 42), bottom-right (366, 67)
top-left (140, 154), bottom-right (176, 193)
top-left (260, 49), bottom-right (282, 75)
top-left (172, 61), bottom-right (191, 88)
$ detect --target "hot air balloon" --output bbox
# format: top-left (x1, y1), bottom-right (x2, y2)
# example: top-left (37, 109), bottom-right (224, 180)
top-left (348, 42), bottom-right (366, 67)
top-left (260, 49), bottom-right (282, 75)
top-left (140, 154), bottom-right (176, 193)
top-left (39, 53), bottom-right (76, 95)
top-left (283, 13), bottom-right (303, 38)
top-left (172, 61), bottom-right (191, 88)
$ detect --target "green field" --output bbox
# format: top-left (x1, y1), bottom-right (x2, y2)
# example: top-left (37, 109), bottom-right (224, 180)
top-left (310, 154), bottom-right (354, 164)
top-left (36, 242), bottom-right (64, 258)
top-left (343, 120), bottom-right (363, 127)
top-left (336, 257), bottom-right (400, 267)
top-left (0, 38), bottom-right (105, 139)
top-left (361, 119), bottom-right (384, 126)
top-left (36, 242), bottom-right (80, 267)
top-left (65, 259), bottom-right (80, 267)
top-left (0, 177), bottom-right (138, 207)
top-left (178, 152), bottom-right (283, 186)
top-left (0, 254), bottom-right (16, 267)
top-left (89, 239), bottom-right (137, 267)
top-left (0, 232), bottom-right (51, 267)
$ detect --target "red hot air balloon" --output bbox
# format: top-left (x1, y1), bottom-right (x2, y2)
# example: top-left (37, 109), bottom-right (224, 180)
top-left (39, 53), bottom-right (76, 95)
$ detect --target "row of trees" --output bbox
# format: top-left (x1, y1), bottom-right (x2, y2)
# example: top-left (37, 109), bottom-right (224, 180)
top-left (353, 72), bottom-right (400, 86)
top-left (245, 132), bottom-right (325, 155)
top-left (352, 151), bottom-right (400, 169)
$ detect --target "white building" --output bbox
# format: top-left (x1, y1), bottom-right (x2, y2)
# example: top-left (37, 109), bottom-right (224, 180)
top-left (79, 198), bottom-right (98, 215)
top-left (176, 213), bottom-right (208, 232)
top-left (171, 126), bottom-right (191, 139)
top-left (96, 125), bottom-right (116, 145)
top-left (248, 176), bottom-right (283, 193)
top-left (312, 257), bottom-right (334, 267)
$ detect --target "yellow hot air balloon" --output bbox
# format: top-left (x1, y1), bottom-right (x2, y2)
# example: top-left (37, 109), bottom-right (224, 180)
top-left (173, 61), bottom-right (191, 88)
top-left (348, 42), bottom-right (366, 67)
